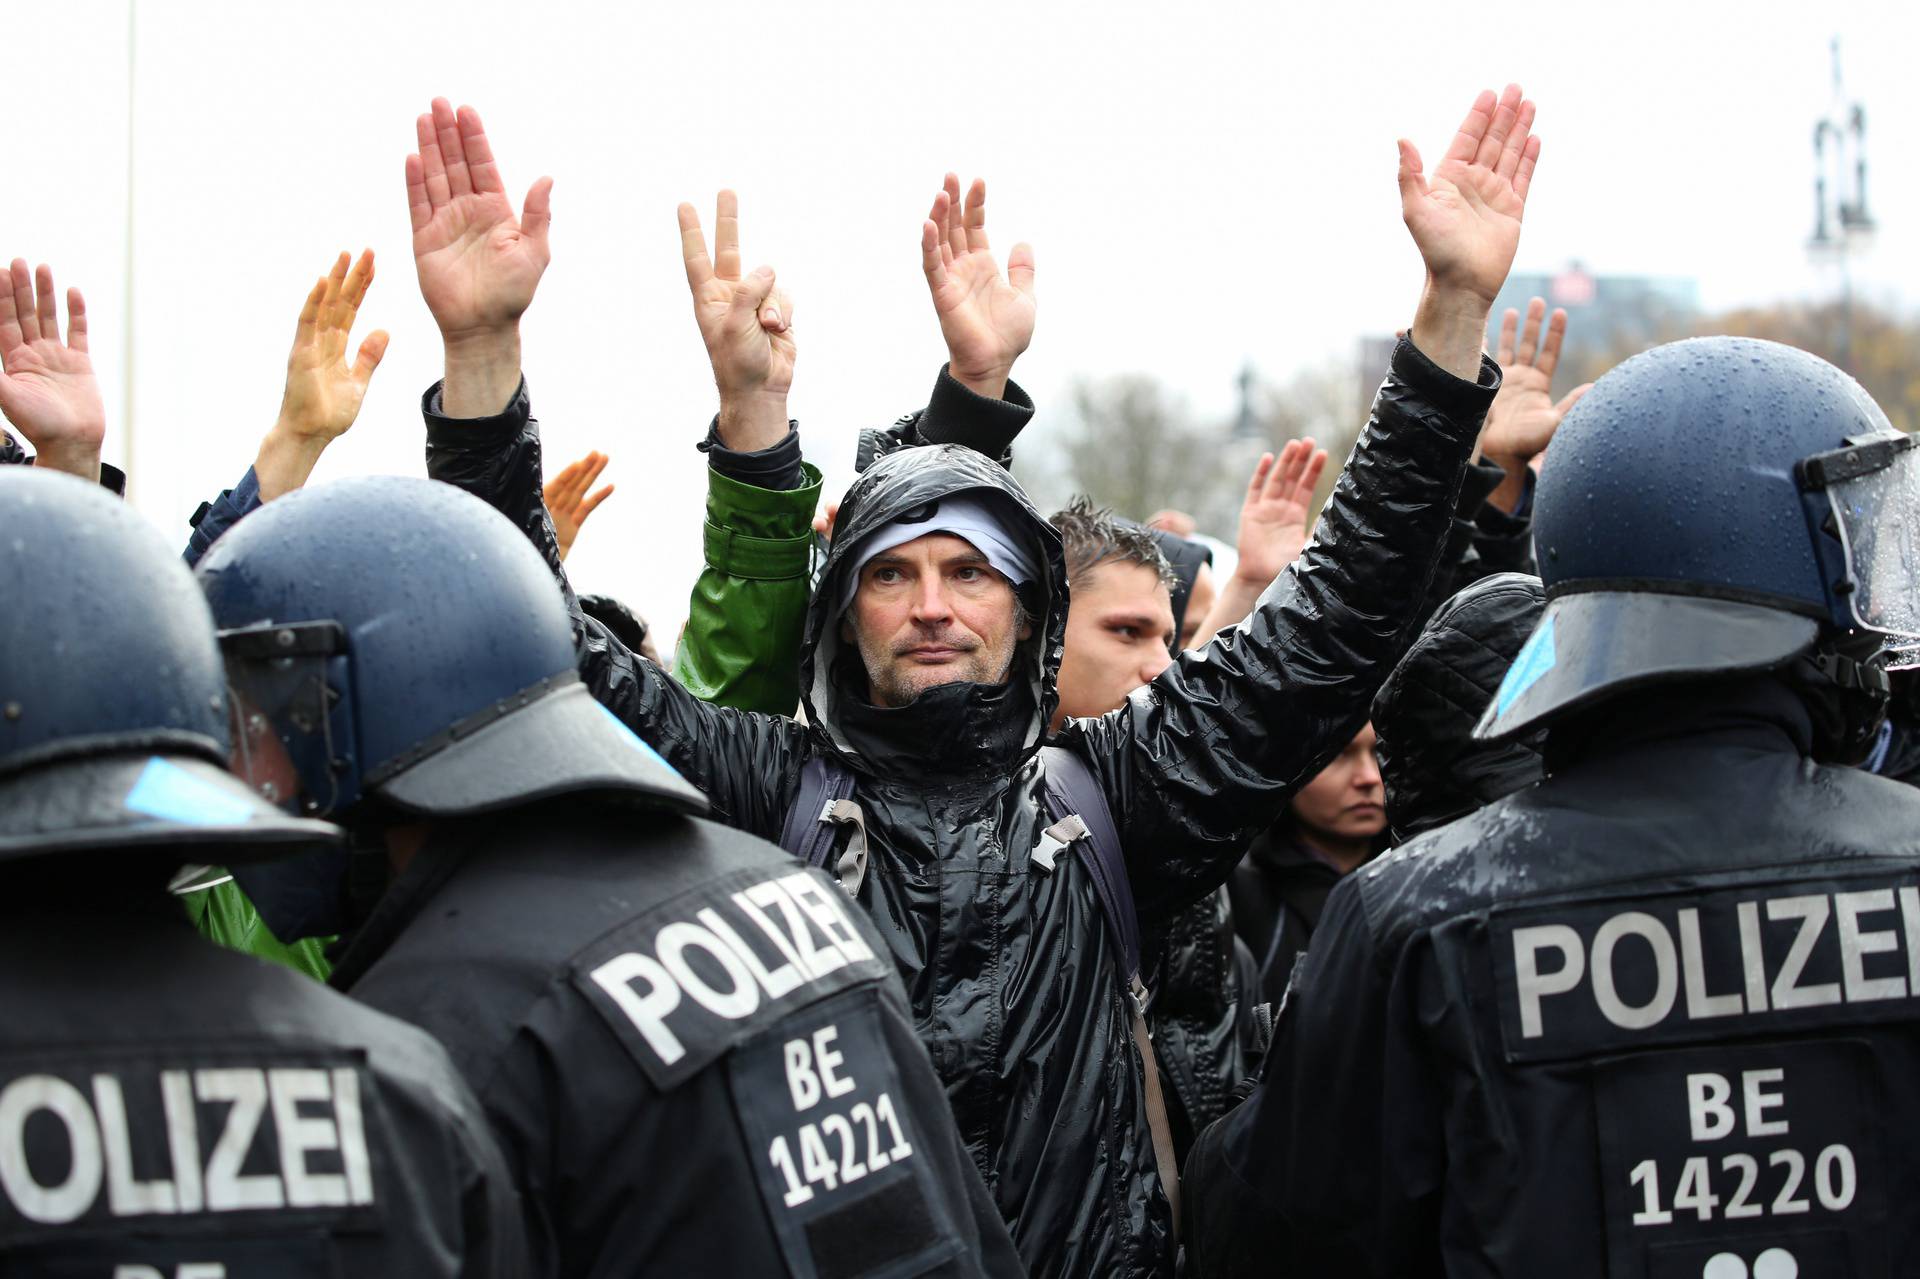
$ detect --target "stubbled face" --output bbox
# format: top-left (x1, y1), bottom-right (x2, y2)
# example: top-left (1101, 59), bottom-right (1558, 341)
top-left (842, 533), bottom-right (1031, 709)
top-left (1289, 723), bottom-right (1386, 841)
top-left (1178, 561), bottom-right (1217, 650)
top-left (1053, 560), bottom-right (1175, 728)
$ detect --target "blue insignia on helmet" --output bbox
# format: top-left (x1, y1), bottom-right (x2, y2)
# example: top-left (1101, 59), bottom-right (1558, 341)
top-left (1496, 616), bottom-right (1557, 717)
top-left (124, 758), bottom-right (255, 826)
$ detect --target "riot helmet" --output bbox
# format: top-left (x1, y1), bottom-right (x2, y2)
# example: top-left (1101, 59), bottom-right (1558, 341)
top-left (1477, 336), bottom-right (1916, 755)
top-left (194, 475), bottom-right (706, 825)
top-left (0, 467), bottom-right (340, 860)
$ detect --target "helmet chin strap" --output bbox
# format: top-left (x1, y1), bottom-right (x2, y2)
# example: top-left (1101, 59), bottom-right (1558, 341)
top-left (1793, 643), bottom-right (1892, 765)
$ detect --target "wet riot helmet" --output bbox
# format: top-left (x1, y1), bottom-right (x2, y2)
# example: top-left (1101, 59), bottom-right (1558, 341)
top-left (1477, 336), bottom-right (1916, 759)
top-left (195, 474), bottom-right (707, 824)
top-left (0, 467), bottom-right (340, 860)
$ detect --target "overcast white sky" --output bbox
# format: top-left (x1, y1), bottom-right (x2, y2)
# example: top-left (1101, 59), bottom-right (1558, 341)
top-left (9, 0), bottom-right (1920, 628)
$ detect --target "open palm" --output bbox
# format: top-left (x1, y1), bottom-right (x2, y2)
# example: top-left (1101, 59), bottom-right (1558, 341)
top-left (1233, 440), bottom-right (1330, 585)
top-left (407, 99), bottom-right (552, 338)
top-left (277, 250), bottom-right (389, 443)
top-left (1482, 297), bottom-right (1591, 461)
top-left (921, 175), bottom-right (1035, 394)
top-left (0, 260), bottom-right (104, 467)
top-left (1398, 85), bottom-right (1539, 304)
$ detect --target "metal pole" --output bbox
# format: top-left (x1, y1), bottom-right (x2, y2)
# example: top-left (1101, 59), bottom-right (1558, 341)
top-left (121, 0), bottom-right (136, 496)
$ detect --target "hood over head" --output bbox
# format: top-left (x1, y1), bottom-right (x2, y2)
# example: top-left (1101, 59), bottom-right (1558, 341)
top-left (1372, 572), bottom-right (1547, 841)
top-left (804, 445), bottom-right (1066, 779)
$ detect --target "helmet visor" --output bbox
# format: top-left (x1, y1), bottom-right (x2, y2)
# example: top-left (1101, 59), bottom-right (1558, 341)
top-left (1807, 433), bottom-right (1920, 668)
top-left (218, 622), bottom-right (352, 815)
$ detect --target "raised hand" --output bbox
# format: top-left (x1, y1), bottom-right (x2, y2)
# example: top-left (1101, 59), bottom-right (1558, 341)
top-left (921, 174), bottom-right (1035, 400)
top-left (1480, 297), bottom-right (1591, 510)
top-left (407, 97), bottom-right (551, 416)
top-left (544, 450), bottom-right (615, 560)
top-left (0, 260), bottom-right (105, 482)
top-left (1398, 85), bottom-right (1539, 306)
top-left (678, 191), bottom-right (795, 451)
top-left (1397, 85), bottom-right (1541, 380)
top-left (256, 251), bottom-right (390, 502)
top-left (1483, 298), bottom-right (1591, 460)
top-left (1230, 440), bottom-right (1330, 588)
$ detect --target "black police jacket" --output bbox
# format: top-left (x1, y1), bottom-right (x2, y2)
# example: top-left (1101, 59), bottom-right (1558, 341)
top-left (0, 898), bottom-right (525, 1275)
top-left (1186, 677), bottom-right (1920, 1277)
top-left (329, 807), bottom-right (1022, 1279)
top-left (422, 337), bottom-right (1494, 1278)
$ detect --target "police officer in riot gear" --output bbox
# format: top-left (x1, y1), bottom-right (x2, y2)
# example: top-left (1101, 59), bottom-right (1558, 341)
top-left (0, 467), bottom-right (526, 1276)
top-left (195, 475), bottom-right (1022, 1279)
top-left (1185, 336), bottom-right (1920, 1278)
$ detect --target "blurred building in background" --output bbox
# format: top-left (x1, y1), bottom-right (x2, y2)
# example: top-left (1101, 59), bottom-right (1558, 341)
top-left (1487, 263), bottom-right (1700, 368)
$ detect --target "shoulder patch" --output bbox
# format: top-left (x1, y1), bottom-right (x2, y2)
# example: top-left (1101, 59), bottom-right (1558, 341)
top-left (572, 863), bottom-right (891, 1091)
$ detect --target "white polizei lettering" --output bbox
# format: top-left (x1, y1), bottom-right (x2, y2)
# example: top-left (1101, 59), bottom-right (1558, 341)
top-left (1512, 924), bottom-right (1584, 1039)
top-left (268, 1069), bottom-right (348, 1208)
top-left (1736, 901), bottom-right (1771, 1013)
top-left (1677, 909), bottom-right (1743, 1019)
top-left (785, 874), bottom-right (877, 964)
top-left (194, 1070), bottom-right (282, 1211)
top-left (1766, 896), bottom-right (1842, 1010)
top-left (0, 1074), bottom-right (104, 1224)
top-left (698, 906), bottom-right (804, 1000)
top-left (736, 885), bottom-right (819, 981)
top-left (1686, 1073), bottom-right (1735, 1140)
top-left (92, 1074), bottom-right (177, 1215)
top-left (759, 878), bottom-right (847, 977)
top-left (1900, 887), bottom-right (1920, 995)
top-left (161, 1070), bottom-right (204, 1213)
top-left (1835, 889), bottom-right (1908, 1003)
top-left (655, 921), bottom-right (760, 1020)
top-left (113, 1268), bottom-right (164, 1279)
top-left (589, 952), bottom-right (686, 1066)
top-left (1591, 912), bottom-right (1679, 1031)
top-left (1743, 1068), bottom-right (1789, 1137)
top-left (329, 1069), bottom-right (374, 1206)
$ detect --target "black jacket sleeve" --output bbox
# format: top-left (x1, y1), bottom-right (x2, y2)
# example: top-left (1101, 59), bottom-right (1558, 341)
top-left (1185, 873), bottom-right (1445, 1277)
top-left (854, 364), bottom-right (1034, 474)
top-left (419, 380), bottom-right (808, 840)
top-left (1065, 337), bottom-right (1496, 923)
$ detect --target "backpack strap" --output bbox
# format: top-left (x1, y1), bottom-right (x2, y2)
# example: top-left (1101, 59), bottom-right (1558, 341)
top-left (1039, 746), bottom-right (1139, 979)
top-left (1037, 745), bottom-right (1181, 1233)
top-left (777, 755), bottom-right (868, 896)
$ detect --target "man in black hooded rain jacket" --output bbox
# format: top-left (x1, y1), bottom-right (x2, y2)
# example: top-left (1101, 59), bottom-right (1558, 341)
top-left (420, 87), bottom-right (1547, 1277)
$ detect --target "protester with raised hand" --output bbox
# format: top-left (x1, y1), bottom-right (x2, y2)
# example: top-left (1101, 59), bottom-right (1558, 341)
top-left (176, 250), bottom-right (386, 981)
top-left (435, 84), bottom-right (1531, 1277)
top-left (0, 259), bottom-right (114, 488)
top-left (1188, 440), bottom-right (1328, 647)
top-left (544, 449), bottom-right (614, 560)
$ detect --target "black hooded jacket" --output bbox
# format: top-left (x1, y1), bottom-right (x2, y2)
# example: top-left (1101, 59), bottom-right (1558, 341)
top-left (1371, 571), bottom-right (1547, 842)
top-left (423, 337), bottom-right (1494, 1278)
top-left (1186, 676), bottom-right (1920, 1276)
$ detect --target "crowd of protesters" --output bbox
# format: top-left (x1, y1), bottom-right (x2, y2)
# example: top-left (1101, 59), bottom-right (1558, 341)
top-left (5, 78), bottom-right (1920, 1279)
